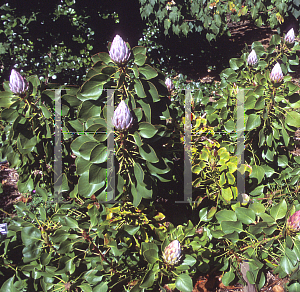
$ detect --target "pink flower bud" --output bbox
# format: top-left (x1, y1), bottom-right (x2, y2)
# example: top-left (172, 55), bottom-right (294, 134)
top-left (247, 50), bottom-right (258, 66)
top-left (162, 240), bottom-right (181, 265)
top-left (285, 28), bottom-right (295, 44)
top-left (9, 69), bottom-right (28, 95)
top-left (165, 77), bottom-right (174, 91)
top-left (113, 100), bottom-right (133, 131)
top-left (270, 62), bottom-right (283, 83)
top-left (287, 210), bottom-right (300, 232)
top-left (109, 35), bottom-right (131, 66)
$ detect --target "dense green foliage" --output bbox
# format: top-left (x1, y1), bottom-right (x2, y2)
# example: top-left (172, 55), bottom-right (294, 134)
top-left (139, 0), bottom-right (300, 41)
top-left (0, 1), bottom-right (300, 292)
top-left (0, 0), bottom-right (144, 85)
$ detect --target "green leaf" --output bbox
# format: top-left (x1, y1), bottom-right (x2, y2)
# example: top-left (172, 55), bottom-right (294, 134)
top-left (97, 52), bottom-right (112, 64)
top-left (285, 248), bottom-right (298, 266)
top-left (123, 225), bottom-right (140, 235)
top-left (288, 283), bottom-right (300, 292)
top-left (226, 172), bottom-right (235, 185)
top-left (23, 241), bottom-right (42, 263)
top-left (281, 255), bottom-right (294, 275)
top-left (270, 34), bottom-right (281, 45)
top-left (131, 183), bottom-right (142, 207)
top-left (78, 172), bottom-right (104, 197)
top-left (246, 114), bottom-right (261, 131)
top-left (220, 172), bottom-right (226, 186)
top-left (147, 81), bottom-right (160, 102)
top-left (147, 157), bottom-right (170, 175)
top-left (134, 162), bottom-right (145, 185)
top-left (216, 210), bottom-right (237, 222)
top-left (199, 207), bottom-right (210, 222)
top-left (62, 217), bottom-right (79, 229)
top-left (80, 74), bottom-right (108, 99)
top-left (140, 270), bottom-right (156, 288)
top-left (78, 284), bottom-right (93, 292)
top-left (138, 122), bottom-right (157, 138)
top-left (0, 91), bottom-right (15, 107)
top-left (36, 185), bottom-right (48, 202)
top-left (141, 242), bottom-right (159, 253)
top-left (90, 144), bottom-right (108, 163)
top-left (221, 187), bottom-right (233, 201)
top-left (132, 46), bottom-right (147, 56)
top-left (139, 64), bottom-right (158, 79)
top-left (260, 213), bottom-right (275, 223)
top-left (214, 13), bottom-right (221, 27)
top-left (286, 111), bottom-right (300, 127)
top-left (293, 240), bottom-right (300, 261)
top-left (139, 143), bottom-right (159, 163)
top-left (249, 202), bottom-right (265, 214)
top-left (134, 79), bottom-right (146, 98)
top-left (143, 249), bottom-right (158, 264)
top-left (229, 58), bottom-right (244, 70)
top-left (221, 221), bottom-right (243, 234)
top-left (93, 282), bottom-right (108, 292)
top-left (249, 165), bottom-right (265, 184)
top-left (40, 104), bottom-right (52, 119)
top-left (281, 128), bottom-right (289, 147)
top-left (175, 274), bottom-right (193, 292)
top-left (134, 53), bottom-right (147, 66)
top-left (133, 131), bottom-right (143, 147)
top-left (21, 226), bottom-right (41, 245)
top-left (235, 207), bottom-right (256, 224)
top-left (51, 230), bottom-right (70, 243)
top-left (249, 222), bottom-right (268, 234)
top-left (270, 199), bottom-right (287, 221)
top-left (76, 157), bottom-right (92, 175)
top-left (261, 164), bottom-right (275, 177)
top-left (1, 108), bottom-right (18, 122)
top-left (207, 206), bottom-right (217, 219)
top-left (182, 255), bottom-right (197, 266)
top-left (68, 119), bottom-right (84, 132)
top-left (0, 276), bottom-right (17, 292)
top-left (89, 165), bottom-right (106, 184)
top-left (278, 155), bottom-right (288, 168)
top-left (224, 120), bottom-right (235, 132)
top-left (71, 135), bottom-right (97, 156)
top-left (137, 99), bottom-right (151, 122)
top-left (79, 141), bottom-right (99, 160)
top-left (222, 270), bottom-right (235, 286)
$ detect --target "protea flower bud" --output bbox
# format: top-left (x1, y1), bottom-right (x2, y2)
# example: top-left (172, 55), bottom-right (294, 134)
top-left (270, 62), bottom-right (283, 83)
top-left (109, 35), bottom-right (131, 66)
top-left (113, 100), bottom-right (133, 131)
top-left (9, 69), bottom-right (28, 95)
top-left (287, 210), bottom-right (300, 232)
top-left (162, 240), bottom-right (181, 265)
top-left (247, 50), bottom-right (258, 66)
top-left (285, 28), bottom-right (295, 44)
top-left (165, 77), bottom-right (174, 91)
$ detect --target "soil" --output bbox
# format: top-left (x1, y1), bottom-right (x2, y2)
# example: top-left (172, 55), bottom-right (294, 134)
top-left (0, 162), bottom-right (21, 218)
top-left (0, 21), bottom-right (300, 292)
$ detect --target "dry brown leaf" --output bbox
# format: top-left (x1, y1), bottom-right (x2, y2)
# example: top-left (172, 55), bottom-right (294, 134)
top-left (273, 285), bottom-right (284, 292)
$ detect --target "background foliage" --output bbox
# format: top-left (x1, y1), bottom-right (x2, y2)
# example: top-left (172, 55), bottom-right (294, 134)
top-left (0, 0), bottom-right (300, 291)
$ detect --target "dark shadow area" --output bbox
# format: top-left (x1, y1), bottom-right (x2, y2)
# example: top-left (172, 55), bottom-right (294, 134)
top-left (147, 20), bottom-right (276, 81)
